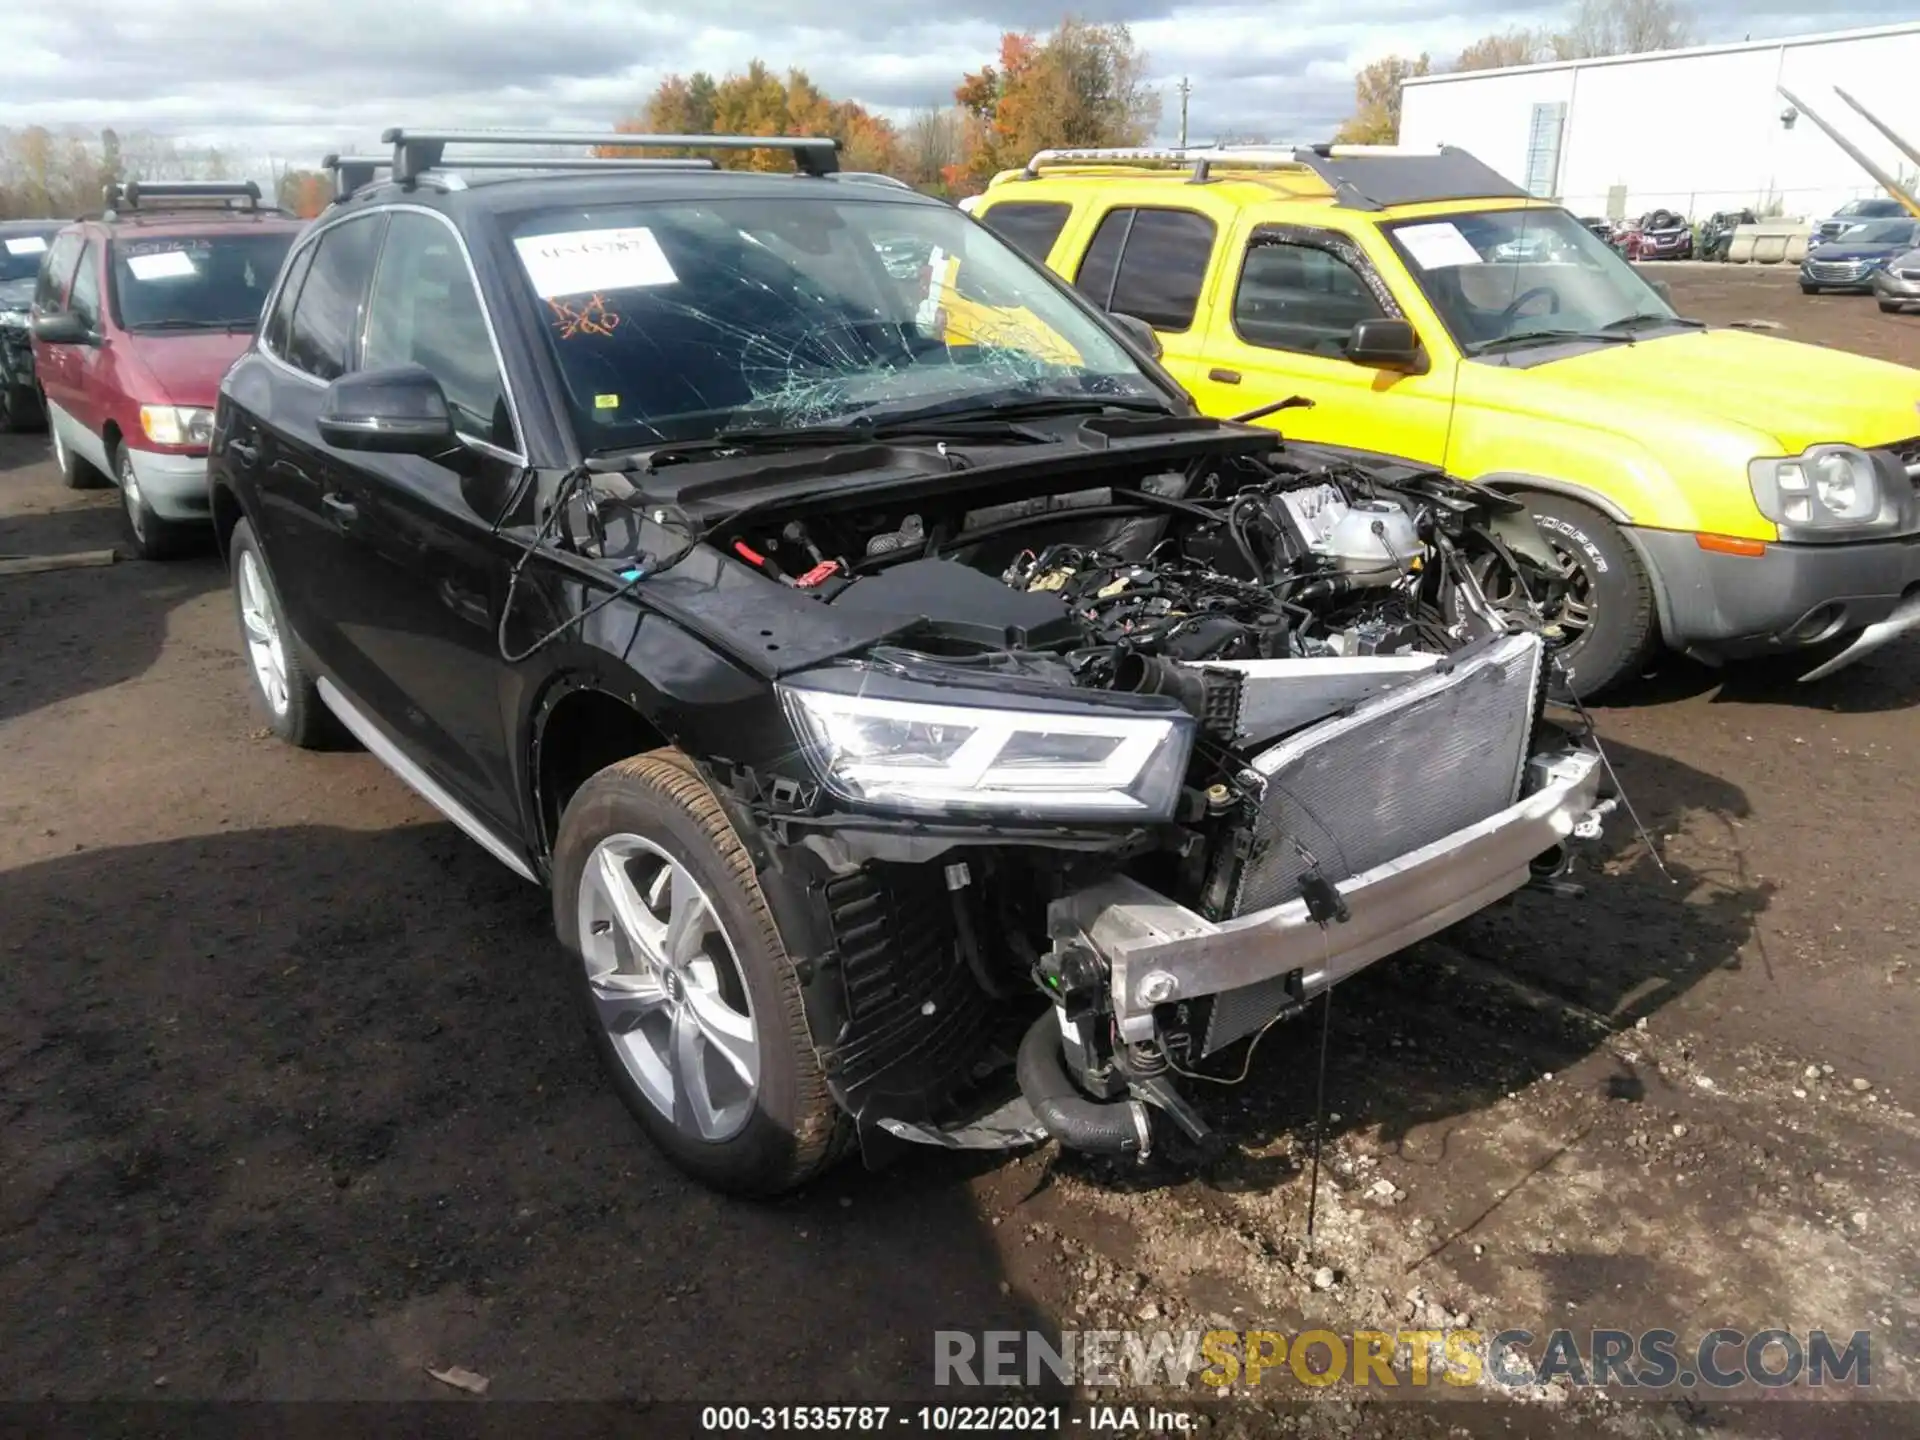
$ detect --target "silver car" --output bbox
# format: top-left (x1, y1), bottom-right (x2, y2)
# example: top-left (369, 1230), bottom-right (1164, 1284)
top-left (1871, 246), bottom-right (1920, 313)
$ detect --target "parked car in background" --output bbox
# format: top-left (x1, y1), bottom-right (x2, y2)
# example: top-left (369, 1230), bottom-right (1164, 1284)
top-left (1, 219), bottom-right (65, 432)
top-left (209, 127), bottom-right (1609, 1195)
top-left (1628, 209), bottom-right (1693, 260)
top-left (1698, 209), bottom-right (1756, 262)
top-left (1577, 215), bottom-right (1615, 241)
top-left (1871, 247), bottom-right (1920, 312)
top-left (974, 143), bottom-right (1920, 694)
top-left (30, 181), bottom-right (302, 558)
top-left (1813, 196), bottom-right (1910, 244)
top-left (1799, 218), bottom-right (1920, 294)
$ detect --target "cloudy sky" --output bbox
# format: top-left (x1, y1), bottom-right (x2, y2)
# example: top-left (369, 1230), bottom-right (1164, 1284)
top-left (4, 0), bottom-right (1916, 172)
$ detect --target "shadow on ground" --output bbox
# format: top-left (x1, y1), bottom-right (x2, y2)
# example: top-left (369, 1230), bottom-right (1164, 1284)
top-left (0, 823), bottom-right (1051, 1401)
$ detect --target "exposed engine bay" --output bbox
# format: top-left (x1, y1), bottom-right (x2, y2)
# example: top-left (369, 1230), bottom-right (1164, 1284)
top-left (585, 440), bottom-right (1609, 1166)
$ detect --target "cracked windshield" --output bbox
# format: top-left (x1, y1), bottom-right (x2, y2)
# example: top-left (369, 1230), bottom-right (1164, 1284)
top-left (508, 197), bottom-right (1158, 448)
top-left (1384, 207), bottom-right (1676, 352)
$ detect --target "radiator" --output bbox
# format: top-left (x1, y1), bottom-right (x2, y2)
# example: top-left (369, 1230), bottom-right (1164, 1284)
top-left (1216, 631), bottom-right (1544, 918)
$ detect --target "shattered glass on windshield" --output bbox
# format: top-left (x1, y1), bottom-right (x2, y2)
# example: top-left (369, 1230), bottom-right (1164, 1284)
top-left (506, 196), bottom-right (1158, 448)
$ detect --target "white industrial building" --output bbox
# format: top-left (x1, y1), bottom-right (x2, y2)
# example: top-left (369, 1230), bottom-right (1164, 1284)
top-left (1398, 22), bottom-right (1920, 223)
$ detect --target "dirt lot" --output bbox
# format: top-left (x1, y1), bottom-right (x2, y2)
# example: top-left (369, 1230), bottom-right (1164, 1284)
top-left (2, 265), bottom-right (1917, 1434)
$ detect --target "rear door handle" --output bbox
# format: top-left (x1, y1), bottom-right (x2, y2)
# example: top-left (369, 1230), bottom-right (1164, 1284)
top-left (1208, 367), bottom-right (1242, 384)
top-left (322, 492), bottom-right (359, 527)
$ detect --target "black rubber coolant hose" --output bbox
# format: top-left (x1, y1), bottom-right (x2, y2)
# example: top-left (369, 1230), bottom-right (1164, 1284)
top-left (1016, 1011), bottom-right (1152, 1157)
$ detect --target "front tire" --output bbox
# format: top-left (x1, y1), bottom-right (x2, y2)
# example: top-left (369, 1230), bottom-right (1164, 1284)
top-left (51, 421), bottom-right (105, 489)
top-left (115, 445), bottom-right (196, 560)
top-left (1518, 492), bottom-right (1659, 699)
top-left (228, 518), bottom-right (340, 748)
top-left (552, 753), bottom-right (849, 1196)
top-left (1881, 300), bottom-right (1903, 314)
top-left (1800, 283), bottom-right (1819, 295)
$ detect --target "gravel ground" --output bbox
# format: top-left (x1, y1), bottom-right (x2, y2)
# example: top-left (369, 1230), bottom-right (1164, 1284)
top-left (1, 265), bottom-right (1916, 1435)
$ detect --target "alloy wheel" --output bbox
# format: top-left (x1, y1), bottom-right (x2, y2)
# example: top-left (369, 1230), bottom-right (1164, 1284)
top-left (576, 834), bottom-right (759, 1143)
top-left (237, 549), bottom-right (290, 717)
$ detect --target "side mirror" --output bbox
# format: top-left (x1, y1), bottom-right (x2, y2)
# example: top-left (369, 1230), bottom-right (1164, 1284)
top-left (317, 365), bottom-right (458, 455)
top-left (32, 312), bottom-right (95, 346)
top-left (1109, 311), bottom-right (1163, 361)
top-left (1345, 317), bottom-right (1424, 373)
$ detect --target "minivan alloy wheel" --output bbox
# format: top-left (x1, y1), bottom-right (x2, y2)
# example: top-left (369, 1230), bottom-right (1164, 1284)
top-left (237, 549), bottom-right (290, 718)
top-left (118, 452), bottom-right (148, 543)
top-left (576, 833), bottom-right (759, 1142)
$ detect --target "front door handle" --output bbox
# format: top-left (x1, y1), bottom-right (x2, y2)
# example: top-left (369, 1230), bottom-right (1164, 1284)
top-left (1208, 367), bottom-right (1243, 384)
top-left (227, 438), bottom-right (259, 467)
top-left (322, 492), bottom-right (359, 527)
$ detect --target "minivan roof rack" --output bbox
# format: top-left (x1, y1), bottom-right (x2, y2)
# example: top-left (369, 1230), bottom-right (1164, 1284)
top-left (322, 151), bottom-right (721, 201)
top-left (102, 179), bottom-right (266, 215)
top-left (379, 128), bottom-right (841, 184)
top-left (1016, 143), bottom-right (1528, 210)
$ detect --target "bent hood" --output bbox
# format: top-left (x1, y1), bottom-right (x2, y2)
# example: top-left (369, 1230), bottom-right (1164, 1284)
top-left (1472, 328), bottom-right (1920, 454)
top-left (119, 331), bottom-right (253, 408)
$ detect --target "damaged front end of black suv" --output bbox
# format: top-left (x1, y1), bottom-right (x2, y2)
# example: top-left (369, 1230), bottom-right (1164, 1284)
top-left (566, 417), bottom-right (1614, 1169)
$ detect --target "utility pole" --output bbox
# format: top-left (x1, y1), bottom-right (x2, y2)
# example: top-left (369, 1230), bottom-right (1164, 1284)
top-left (1177, 77), bottom-right (1191, 148)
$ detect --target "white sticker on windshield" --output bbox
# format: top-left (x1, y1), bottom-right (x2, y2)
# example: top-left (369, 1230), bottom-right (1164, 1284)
top-left (126, 250), bottom-right (199, 281)
top-left (513, 227), bottom-right (678, 298)
top-left (4, 236), bottom-right (48, 256)
top-left (1397, 222), bottom-right (1484, 270)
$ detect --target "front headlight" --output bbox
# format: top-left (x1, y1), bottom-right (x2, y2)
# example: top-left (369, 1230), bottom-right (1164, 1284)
top-left (1749, 445), bottom-right (1904, 539)
top-left (780, 681), bottom-right (1192, 820)
top-left (139, 404), bottom-right (214, 447)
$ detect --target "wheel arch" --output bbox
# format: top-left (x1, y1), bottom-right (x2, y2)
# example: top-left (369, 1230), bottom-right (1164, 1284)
top-left (528, 677), bottom-right (672, 865)
top-left (1476, 471), bottom-right (1675, 645)
top-left (210, 478), bottom-right (246, 562)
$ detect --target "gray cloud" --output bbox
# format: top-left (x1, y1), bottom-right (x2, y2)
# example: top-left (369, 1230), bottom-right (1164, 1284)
top-left (2, 0), bottom-right (1895, 168)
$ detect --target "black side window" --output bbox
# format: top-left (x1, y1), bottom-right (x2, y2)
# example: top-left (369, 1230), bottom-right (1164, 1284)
top-left (1233, 240), bottom-right (1385, 358)
top-left (262, 241), bottom-right (317, 361)
top-left (1074, 208), bottom-right (1130, 309)
top-left (980, 202), bottom-right (1071, 263)
top-left (33, 234), bottom-right (82, 312)
top-left (1072, 207), bottom-right (1215, 331)
top-left (1108, 210), bottom-right (1214, 331)
top-left (68, 243), bottom-right (102, 331)
top-left (286, 214), bottom-right (387, 382)
top-left (362, 212), bottom-right (516, 452)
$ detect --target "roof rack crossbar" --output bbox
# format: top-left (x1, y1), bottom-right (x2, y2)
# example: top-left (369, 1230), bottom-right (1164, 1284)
top-left (323, 151), bottom-right (720, 201)
top-left (104, 179), bottom-right (264, 213)
top-left (380, 128), bottom-right (840, 183)
top-left (1017, 142), bottom-right (1526, 209)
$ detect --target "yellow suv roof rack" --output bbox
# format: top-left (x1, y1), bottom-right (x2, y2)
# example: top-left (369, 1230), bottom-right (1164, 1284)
top-left (1016, 143), bottom-right (1529, 211)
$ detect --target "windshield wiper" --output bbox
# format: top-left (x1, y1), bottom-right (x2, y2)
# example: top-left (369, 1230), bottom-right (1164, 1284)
top-left (1600, 311), bottom-right (1705, 332)
top-left (129, 318), bottom-right (238, 332)
top-left (1468, 328), bottom-right (1640, 355)
top-left (617, 415), bottom-right (1058, 471)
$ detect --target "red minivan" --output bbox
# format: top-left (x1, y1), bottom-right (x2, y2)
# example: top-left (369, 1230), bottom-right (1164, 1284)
top-left (32, 181), bottom-right (304, 558)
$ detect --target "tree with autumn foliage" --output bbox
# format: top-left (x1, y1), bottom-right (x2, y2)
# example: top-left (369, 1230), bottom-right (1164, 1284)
top-left (599, 62), bottom-right (900, 175)
top-left (953, 18), bottom-right (1159, 190)
top-left (1334, 54), bottom-right (1431, 144)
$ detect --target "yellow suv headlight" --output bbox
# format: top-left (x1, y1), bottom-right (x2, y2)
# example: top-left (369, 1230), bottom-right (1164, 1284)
top-left (1749, 445), bottom-right (1908, 540)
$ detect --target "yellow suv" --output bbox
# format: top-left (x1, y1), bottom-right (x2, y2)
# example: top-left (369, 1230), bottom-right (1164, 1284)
top-left (971, 145), bottom-right (1920, 694)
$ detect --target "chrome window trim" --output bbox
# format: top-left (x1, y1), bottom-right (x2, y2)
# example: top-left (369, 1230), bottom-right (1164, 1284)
top-left (255, 203), bottom-right (529, 466)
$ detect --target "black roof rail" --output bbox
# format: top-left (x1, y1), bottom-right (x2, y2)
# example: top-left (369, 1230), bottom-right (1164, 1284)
top-left (103, 179), bottom-right (265, 215)
top-left (1015, 143), bottom-right (1528, 209)
top-left (380, 127), bottom-right (841, 183)
top-left (324, 149), bottom-right (725, 202)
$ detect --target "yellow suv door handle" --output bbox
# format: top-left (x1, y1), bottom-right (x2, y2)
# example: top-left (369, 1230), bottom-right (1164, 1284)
top-left (1208, 367), bottom-right (1242, 384)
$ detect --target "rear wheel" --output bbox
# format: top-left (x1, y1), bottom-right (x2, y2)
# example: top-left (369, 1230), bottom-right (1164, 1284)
top-left (229, 518), bottom-right (340, 748)
top-left (115, 445), bottom-right (196, 560)
top-left (1507, 492), bottom-right (1659, 699)
top-left (552, 752), bottom-right (850, 1195)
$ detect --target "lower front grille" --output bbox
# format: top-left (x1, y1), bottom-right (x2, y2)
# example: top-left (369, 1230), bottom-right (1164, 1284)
top-left (1217, 632), bottom-right (1544, 918)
